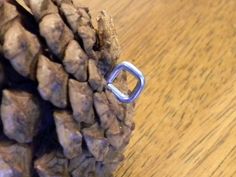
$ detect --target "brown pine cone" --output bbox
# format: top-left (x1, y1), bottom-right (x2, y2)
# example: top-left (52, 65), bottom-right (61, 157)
top-left (0, 0), bottom-right (135, 177)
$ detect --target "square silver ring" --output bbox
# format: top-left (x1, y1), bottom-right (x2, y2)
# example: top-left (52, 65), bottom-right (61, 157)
top-left (106, 62), bottom-right (145, 103)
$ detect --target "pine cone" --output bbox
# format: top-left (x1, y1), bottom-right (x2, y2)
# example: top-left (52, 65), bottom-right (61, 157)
top-left (0, 0), bottom-right (135, 177)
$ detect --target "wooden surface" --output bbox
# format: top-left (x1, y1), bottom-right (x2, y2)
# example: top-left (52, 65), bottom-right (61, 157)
top-left (20, 0), bottom-right (236, 176)
top-left (78, 0), bottom-right (236, 177)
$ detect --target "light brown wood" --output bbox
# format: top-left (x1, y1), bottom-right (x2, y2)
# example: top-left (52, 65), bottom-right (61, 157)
top-left (78, 0), bottom-right (236, 176)
top-left (19, 0), bottom-right (236, 176)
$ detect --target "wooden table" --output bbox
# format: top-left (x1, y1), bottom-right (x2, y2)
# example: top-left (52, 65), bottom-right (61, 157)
top-left (79, 0), bottom-right (236, 176)
top-left (19, 0), bottom-right (236, 176)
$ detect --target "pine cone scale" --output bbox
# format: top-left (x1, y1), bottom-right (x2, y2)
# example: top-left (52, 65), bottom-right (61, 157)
top-left (0, 0), bottom-right (135, 176)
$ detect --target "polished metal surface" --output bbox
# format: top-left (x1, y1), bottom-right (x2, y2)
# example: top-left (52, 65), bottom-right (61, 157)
top-left (107, 62), bottom-right (145, 103)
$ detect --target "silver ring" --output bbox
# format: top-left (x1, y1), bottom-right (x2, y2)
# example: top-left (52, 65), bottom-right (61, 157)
top-left (106, 61), bottom-right (145, 103)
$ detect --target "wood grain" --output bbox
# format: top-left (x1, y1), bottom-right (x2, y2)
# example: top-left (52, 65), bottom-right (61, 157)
top-left (78, 0), bottom-right (236, 176)
top-left (19, 0), bottom-right (236, 176)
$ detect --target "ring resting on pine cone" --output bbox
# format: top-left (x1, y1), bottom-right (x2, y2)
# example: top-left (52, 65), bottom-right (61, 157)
top-left (0, 0), bottom-right (145, 177)
top-left (106, 61), bottom-right (145, 103)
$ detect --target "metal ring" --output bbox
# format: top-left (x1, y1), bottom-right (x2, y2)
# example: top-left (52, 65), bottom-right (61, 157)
top-left (106, 61), bottom-right (145, 103)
